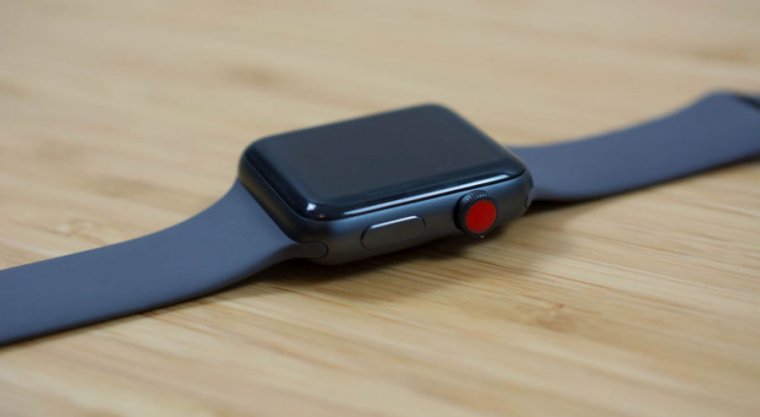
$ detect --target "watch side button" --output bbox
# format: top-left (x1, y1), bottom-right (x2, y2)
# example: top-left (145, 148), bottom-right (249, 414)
top-left (361, 216), bottom-right (426, 249)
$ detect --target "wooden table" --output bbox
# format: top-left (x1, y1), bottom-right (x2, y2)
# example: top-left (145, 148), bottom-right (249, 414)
top-left (1, 1), bottom-right (758, 416)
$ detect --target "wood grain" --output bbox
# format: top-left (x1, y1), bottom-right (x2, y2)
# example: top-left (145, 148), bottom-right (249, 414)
top-left (1, 0), bottom-right (759, 416)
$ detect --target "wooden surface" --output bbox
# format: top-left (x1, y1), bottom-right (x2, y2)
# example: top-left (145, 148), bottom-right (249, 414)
top-left (1, 0), bottom-right (759, 416)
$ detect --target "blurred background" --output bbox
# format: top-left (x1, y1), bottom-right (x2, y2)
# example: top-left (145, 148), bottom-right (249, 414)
top-left (2, 1), bottom-right (758, 217)
top-left (1, 1), bottom-right (759, 416)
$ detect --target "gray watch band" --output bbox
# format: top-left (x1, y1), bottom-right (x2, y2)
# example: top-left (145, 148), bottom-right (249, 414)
top-left (512, 92), bottom-right (760, 202)
top-left (0, 181), bottom-right (305, 345)
top-left (2, 91), bottom-right (758, 345)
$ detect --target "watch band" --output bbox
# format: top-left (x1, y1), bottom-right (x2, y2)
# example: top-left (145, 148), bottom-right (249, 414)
top-left (2, 91), bottom-right (758, 345)
top-left (0, 181), bottom-right (306, 345)
top-left (512, 92), bottom-right (760, 202)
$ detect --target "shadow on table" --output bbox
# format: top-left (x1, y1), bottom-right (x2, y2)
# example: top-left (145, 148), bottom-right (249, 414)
top-left (211, 200), bottom-right (583, 306)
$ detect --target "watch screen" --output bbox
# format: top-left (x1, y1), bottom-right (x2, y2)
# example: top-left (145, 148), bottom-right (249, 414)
top-left (243, 104), bottom-right (525, 219)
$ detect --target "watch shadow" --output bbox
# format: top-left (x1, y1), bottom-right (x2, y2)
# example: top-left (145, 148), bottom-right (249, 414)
top-left (211, 200), bottom-right (582, 306)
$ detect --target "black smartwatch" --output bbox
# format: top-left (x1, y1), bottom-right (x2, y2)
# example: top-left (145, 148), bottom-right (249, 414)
top-left (1, 91), bottom-right (759, 345)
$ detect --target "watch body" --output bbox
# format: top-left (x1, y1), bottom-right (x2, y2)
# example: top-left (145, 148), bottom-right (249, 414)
top-left (239, 104), bottom-right (532, 264)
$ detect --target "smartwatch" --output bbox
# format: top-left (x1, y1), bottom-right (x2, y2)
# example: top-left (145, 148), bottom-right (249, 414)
top-left (1, 91), bottom-right (759, 345)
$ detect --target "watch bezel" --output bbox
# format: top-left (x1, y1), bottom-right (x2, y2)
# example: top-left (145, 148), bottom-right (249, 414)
top-left (241, 104), bottom-right (525, 221)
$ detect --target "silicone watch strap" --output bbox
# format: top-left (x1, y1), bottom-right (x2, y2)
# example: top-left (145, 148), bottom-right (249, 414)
top-left (2, 92), bottom-right (758, 345)
top-left (512, 92), bottom-right (760, 202)
top-left (0, 181), bottom-right (306, 345)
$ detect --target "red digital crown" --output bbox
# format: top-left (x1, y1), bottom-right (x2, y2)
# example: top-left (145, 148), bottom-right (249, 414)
top-left (455, 191), bottom-right (498, 236)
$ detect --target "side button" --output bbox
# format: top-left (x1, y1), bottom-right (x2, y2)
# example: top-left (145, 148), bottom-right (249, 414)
top-left (361, 216), bottom-right (426, 249)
